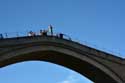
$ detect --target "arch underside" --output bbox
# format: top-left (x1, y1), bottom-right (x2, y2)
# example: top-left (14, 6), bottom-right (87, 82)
top-left (0, 49), bottom-right (120, 83)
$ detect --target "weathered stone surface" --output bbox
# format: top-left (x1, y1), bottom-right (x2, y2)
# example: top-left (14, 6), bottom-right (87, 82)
top-left (0, 36), bottom-right (124, 83)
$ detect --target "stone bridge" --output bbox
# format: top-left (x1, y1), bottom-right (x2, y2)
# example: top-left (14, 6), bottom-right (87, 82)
top-left (0, 36), bottom-right (125, 83)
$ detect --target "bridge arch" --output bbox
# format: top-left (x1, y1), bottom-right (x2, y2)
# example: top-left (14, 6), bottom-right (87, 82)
top-left (0, 36), bottom-right (123, 83)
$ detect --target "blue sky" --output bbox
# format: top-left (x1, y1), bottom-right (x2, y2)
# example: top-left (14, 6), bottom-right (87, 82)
top-left (0, 0), bottom-right (125, 83)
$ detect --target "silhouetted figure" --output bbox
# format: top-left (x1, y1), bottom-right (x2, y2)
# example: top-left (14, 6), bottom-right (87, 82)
top-left (59, 33), bottom-right (64, 39)
top-left (42, 30), bottom-right (48, 36)
top-left (28, 31), bottom-right (36, 36)
top-left (40, 30), bottom-right (43, 35)
top-left (48, 25), bottom-right (53, 36)
top-left (0, 34), bottom-right (3, 39)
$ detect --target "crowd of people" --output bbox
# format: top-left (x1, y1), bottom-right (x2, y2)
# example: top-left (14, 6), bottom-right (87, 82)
top-left (27, 25), bottom-right (53, 36)
top-left (27, 25), bottom-right (64, 39)
top-left (0, 25), bottom-right (66, 39)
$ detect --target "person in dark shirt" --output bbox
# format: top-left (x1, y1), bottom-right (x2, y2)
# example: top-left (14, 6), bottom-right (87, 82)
top-left (0, 34), bottom-right (3, 39)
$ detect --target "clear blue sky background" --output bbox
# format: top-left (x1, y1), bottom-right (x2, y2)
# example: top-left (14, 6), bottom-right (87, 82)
top-left (0, 0), bottom-right (125, 83)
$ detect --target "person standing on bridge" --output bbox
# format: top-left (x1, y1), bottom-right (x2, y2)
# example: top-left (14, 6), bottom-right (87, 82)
top-left (42, 30), bottom-right (48, 36)
top-left (59, 33), bottom-right (64, 39)
top-left (40, 30), bottom-right (43, 35)
top-left (48, 25), bottom-right (53, 36)
top-left (28, 31), bottom-right (36, 36)
top-left (0, 34), bottom-right (3, 39)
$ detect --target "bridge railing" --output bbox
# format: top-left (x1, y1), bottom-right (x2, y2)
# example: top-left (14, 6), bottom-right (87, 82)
top-left (72, 37), bottom-right (124, 58)
top-left (0, 31), bottom-right (28, 38)
top-left (0, 31), bottom-right (72, 40)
